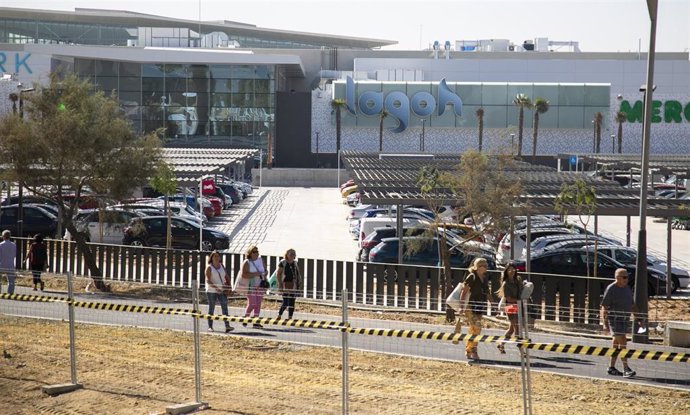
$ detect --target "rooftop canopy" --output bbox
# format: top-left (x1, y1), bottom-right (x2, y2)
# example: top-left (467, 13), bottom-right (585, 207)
top-left (341, 151), bottom-right (690, 217)
top-left (161, 148), bottom-right (257, 186)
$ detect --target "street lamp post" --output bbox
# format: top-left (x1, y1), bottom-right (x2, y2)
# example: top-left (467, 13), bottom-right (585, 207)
top-left (420, 119), bottom-right (426, 152)
top-left (315, 132), bottom-right (320, 168)
top-left (17, 87), bottom-right (35, 240)
top-left (633, 0), bottom-right (658, 344)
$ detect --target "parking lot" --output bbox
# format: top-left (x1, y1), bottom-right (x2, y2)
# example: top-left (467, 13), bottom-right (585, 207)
top-left (211, 186), bottom-right (690, 289)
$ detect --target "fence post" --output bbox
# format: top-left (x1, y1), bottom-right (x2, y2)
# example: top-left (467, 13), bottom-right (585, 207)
top-left (517, 300), bottom-right (533, 415)
top-left (166, 275), bottom-right (206, 414)
top-left (41, 272), bottom-right (83, 396)
top-left (341, 289), bottom-right (349, 415)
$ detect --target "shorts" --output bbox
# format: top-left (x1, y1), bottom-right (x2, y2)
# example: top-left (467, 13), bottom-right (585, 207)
top-left (608, 316), bottom-right (629, 336)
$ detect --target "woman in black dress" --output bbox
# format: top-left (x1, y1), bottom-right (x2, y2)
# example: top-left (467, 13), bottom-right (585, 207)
top-left (276, 248), bottom-right (301, 319)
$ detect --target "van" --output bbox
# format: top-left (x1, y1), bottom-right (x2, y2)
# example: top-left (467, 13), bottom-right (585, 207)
top-left (358, 217), bottom-right (421, 247)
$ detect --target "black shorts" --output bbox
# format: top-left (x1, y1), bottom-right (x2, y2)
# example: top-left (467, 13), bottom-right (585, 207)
top-left (608, 316), bottom-right (629, 336)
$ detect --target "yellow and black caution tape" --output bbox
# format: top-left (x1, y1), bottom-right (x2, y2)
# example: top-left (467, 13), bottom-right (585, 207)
top-left (3, 293), bottom-right (689, 363)
top-left (0, 292), bottom-right (68, 304)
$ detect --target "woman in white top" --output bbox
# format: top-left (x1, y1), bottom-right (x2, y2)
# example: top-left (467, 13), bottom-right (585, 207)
top-left (205, 250), bottom-right (233, 333)
top-left (240, 245), bottom-right (267, 328)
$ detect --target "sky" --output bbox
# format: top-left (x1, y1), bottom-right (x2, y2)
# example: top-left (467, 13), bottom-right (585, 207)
top-left (3, 0), bottom-right (689, 52)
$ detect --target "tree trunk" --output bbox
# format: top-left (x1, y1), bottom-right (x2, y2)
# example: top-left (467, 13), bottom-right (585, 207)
top-left (478, 118), bottom-right (483, 152)
top-left (439, 232), bottom-right (454, 322)
top-left (70, 226), bottom-right (108, 291)
top-left (617, 122), bottom-right (623, 153)
top-left (517, 108), bottom-right (524, 156)
top-left (531, 113), bottom-right (540, 162)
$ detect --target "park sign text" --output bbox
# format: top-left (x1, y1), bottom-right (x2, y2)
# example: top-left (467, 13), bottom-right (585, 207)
top-left (620, 100), bottom-right (690, 123)
top-left (341, 76), bottom-right (462, 133)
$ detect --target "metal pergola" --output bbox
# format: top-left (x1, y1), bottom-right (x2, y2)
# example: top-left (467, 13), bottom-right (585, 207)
top-left (161, 148), bottom-right (258, 187)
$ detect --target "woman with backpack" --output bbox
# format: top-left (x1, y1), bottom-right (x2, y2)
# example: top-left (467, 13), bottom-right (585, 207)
top-left (26, 234), bottom-right (47, 291)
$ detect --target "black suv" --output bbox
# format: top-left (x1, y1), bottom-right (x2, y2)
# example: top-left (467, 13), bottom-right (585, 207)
top-left (122, 216), bottom-right (230, 251)
top-left (0, 204), bottom-right (58, 238)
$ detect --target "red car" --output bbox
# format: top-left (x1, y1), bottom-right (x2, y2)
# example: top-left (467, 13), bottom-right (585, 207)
top-left (205, 196), bottom-right (223, 217)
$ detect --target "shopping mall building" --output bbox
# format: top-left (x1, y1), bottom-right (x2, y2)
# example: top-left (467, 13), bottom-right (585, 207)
top-left (1, 7), bottom-right (689, 168)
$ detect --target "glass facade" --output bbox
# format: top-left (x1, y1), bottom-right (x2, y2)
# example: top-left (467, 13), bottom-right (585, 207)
top-left (67, 58), bottom-right (276, 150)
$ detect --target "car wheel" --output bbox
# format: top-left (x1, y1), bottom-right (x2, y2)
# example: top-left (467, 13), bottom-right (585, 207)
top-left (671, 275), bottom-right (680, 293)
top-left (130, 239), bottom-right (145, 247)
top-left (201, 240), bottom-right (214, 251)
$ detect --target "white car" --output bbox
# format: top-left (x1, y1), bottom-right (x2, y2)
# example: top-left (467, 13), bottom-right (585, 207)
top-left (497, 227), bottom-right (575, 264)
top-left (348, 204), bottom-right (376, 220)
top-left (76, 209), bottom-right (145, 244)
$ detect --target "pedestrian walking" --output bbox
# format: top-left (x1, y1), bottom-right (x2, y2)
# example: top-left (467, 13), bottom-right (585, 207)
top-left (204, 250), bottom-right (234, 333)
top-left (459, 257), bottom-right (490, 361)
top-left (26, 234), bottom-right (47, 291)
top-left (276, 248), bottom-right (301, 319)
top-left (240, 245), bottom-right (267, 328)
top-left (601, 268), bottom-right (636, 378)
top-left (0, 230), bottom-right (17, 294)
top-left (496, 263), bottom-right (522, 353)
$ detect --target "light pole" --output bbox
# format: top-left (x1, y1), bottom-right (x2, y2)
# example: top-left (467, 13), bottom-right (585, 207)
top-left (591, 119), bottom-right (596, 153)
top-left (510, 133), bottom-right (515, 155)
top-left (420, 119), bottom-right (426, 152)
top-left (633, 0), bottom-right (658, 344)
top-left (611, 134), bottom-right (616, 153)
top-left (315, 132), bottom-right (320, 168)
top-left (17, 87), bottom-right (35, 240)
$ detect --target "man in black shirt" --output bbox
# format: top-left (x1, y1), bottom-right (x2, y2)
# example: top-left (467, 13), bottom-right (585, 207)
top-left (600, 268), bottom-right (636, 378)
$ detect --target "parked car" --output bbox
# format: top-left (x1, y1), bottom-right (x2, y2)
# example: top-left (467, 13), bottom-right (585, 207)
top-left (526, 233), bottom-right (620, 257)
top-left (348, 204), bottom-right (376, 220)
top-left (368, 236), bottom-right (496, 269)
top-left (0, 204), bottom-right (58, 238)
top-left (512, 248), bottom-right (671, 296)
top-left (122, 216), bottom-right (230, 251)
top-left (497, 227), bottom-right (575, 264)
top-left (74, 209), bottom-right (145, 244)
top-left (341, 185), bottom-right (358, 198)
top-left (217, 184), bottom-right (241, 205)
top-left (585, 244), bottom-right (688, 290)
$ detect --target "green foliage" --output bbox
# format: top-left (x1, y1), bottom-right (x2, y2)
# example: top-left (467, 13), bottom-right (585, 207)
top-left (149, 162), bottom-right (178, 196)
top-left (0, 73), bottom-right (162, 287)
top-left (554, 178), bottom-right (597, 221)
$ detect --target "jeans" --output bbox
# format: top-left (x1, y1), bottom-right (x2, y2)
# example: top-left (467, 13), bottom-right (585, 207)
top-left (206, 291), bottom-right (231, 329)
top-left (2, 271), bottom-right (15, 294)
top-left (278, 292), bottom-right (296, 319)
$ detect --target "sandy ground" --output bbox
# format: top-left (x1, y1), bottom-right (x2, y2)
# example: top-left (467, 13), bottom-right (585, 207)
top-left (1, 278), bottom-right (690, 414)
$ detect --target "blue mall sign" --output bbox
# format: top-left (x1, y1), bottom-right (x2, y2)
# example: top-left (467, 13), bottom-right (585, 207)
top-left (0, 52), bottom-right (32, 74)
top-left (343, 76), bottom-right (462, 133)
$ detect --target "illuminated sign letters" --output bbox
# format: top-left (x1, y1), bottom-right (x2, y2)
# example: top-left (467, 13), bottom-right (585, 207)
top-left (344, 76), bottom-right (462, 133)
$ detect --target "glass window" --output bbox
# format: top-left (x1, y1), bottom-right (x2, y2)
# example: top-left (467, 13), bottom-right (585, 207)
top-left (481, 83), bottom-right (508, 106)
top-left (558, 84), bottom-right (585, 106)
top-left (95, 60), bottom-right (118, 77)
top-left (142, 64), bottom-right (166, 78)
top-left (119, 62), bottom-right (141, 77)
top-left (75, 59), bottom-right (94, 77)
top-left (119, 76), bottom-right (141, 92)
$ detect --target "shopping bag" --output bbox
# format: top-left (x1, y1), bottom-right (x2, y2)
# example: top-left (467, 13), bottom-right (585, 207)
top-left (445, 282), bottom-right (468, 311)
top-left (267, 270), bottom-right (278, 292)
top-left (521, 281), bottom-right (534, 299)
top-left (233, 271), bottom-right (250, 296)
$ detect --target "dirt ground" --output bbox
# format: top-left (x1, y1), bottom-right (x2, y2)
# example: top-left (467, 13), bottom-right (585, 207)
top-left (1, 277), bottom-right (689, 414)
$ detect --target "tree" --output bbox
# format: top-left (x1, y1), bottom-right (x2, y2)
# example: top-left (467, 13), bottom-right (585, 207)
top-left (149, 162), bottom-right (178, 250)
top-left (378, 109), bottom-right (389, 152)
top-left (417, 150), bottom-right (523, 322)
top-left (531, 98), bottom-right (549, 163)
top-left (513, 94), bottom-right (532, 157)
top-left (554, 179), bottom-right (597, 277)
top-left (614, 111), bottom-right (627, 154)
top-left (331, 98), bottom-right (346, 153)
top-left (475, 107), bottom-right (485, 152)
top-left (0, 73), bottom-right (162, 291)
top-left (593, 112), bottom-right (603, 153)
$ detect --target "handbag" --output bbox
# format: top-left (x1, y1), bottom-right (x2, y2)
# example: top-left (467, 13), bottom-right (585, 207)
top-left (267, 270), bottom-right (279, 292)
top-left (445, 282), bottom-right (468, 311)
top-left (259, 278), bottom-right (270, 289)
top-left (233, 270), bottom-right (250, 296)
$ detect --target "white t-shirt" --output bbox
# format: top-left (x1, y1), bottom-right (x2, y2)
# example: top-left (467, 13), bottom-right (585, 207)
top-left (206, 263), bottom-right (226, 294)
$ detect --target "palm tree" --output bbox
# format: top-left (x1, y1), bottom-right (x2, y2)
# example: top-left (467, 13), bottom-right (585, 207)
top-left (614, 111), bottom-right (627, 154)
top-left (593, 112), bottom-right (603, 153)
top-left (513, 94), bottom-right (532, 156)
top-left (475, 107), bottom-right (485, 152)
top-left (331, 99), bottom-right (346, 153)
top-left (378, 109), bottom-right (389, 152)
top-left (531, 98), bottom-right (550, 162)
